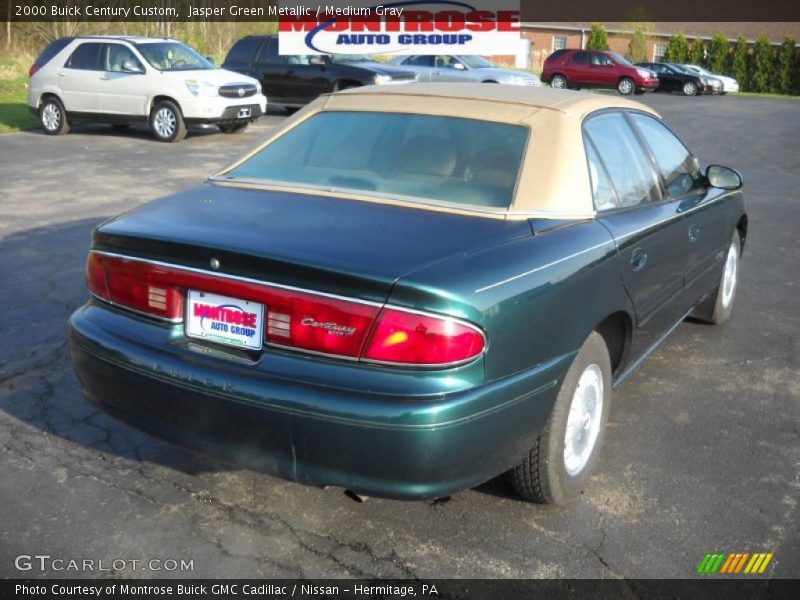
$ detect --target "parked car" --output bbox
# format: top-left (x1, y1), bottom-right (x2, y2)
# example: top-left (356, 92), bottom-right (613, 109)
top-left (387, 54), bottom-right (540, 86)
top-left (682, 64), bottom-right (739, 94)
top-left (70, 84), bottom-right (746, 504)
top-left (27, 36), bottom-right (266, 142)
top-left (222, 35), bottom-right (417, 109)
top-left (636, 62), bottom-right (719, 96)
top-left (542, 49), bottom-right (658, 95)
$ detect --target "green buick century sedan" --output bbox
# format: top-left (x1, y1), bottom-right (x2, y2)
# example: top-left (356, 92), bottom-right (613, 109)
top-left (69, 84), bottom-right (746, 503)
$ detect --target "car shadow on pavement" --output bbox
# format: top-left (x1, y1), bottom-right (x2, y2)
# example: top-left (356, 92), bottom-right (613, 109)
top-left (0, 218), bottom-right (224, 477)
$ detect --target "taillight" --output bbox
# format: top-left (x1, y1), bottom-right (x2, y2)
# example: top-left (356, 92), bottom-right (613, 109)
top-left (28, 64), bottom-right (41, 77)
top-left (85, 252), bottom-right (486, 366)
top-left (363, 308), bottom-right (485, 366)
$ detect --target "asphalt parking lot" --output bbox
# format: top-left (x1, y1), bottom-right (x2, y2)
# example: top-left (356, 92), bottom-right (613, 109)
top-left (1, 94), bottom-right (798, 579)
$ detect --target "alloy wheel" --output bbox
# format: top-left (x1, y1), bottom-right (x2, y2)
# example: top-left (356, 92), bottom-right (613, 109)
top-left (42, 103), bottom-right (60, 131)
top-left (563, 363), bottom-right (604, 476)
top-left (721, 241), bottom-right (739, 308)
top-left (154, 108), bottom-right (177, 139)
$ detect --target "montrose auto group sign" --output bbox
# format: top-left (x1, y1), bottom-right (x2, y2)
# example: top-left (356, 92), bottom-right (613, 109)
top-left (278, 0), bottom-right (522, 55)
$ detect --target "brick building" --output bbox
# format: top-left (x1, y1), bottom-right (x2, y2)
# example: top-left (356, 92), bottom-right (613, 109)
top-left (492, 22), bottom-right (800, 71)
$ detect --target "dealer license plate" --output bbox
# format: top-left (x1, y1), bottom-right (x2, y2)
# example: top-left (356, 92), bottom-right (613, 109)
top-left (185, 290), bottom-right (264, 351)
top-left (237, 107), bottom-right (251, 118)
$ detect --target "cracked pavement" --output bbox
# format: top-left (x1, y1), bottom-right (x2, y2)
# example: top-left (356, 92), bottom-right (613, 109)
top-left (1, 96), bottom-right (798, 579)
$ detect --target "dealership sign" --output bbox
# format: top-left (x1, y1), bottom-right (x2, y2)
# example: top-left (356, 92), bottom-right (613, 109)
top-left (278, 1), bottom-right (521, 55)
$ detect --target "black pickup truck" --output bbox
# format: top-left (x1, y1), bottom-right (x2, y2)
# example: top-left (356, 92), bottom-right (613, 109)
top-left (222, 35), bottom-right (418, 109)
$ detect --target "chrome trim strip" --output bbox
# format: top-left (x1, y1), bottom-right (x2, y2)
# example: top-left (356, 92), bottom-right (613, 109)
top-left (475, 239), bottom-right (614, 293)
top-left (92, 250), bottom-right (385, 308)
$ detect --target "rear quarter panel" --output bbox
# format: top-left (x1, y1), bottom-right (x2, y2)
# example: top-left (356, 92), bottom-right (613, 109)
top-left (388, 219), bottom-right (633, 381)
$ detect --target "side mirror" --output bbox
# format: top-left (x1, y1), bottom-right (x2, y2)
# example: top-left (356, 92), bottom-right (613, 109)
top-left (205, 56), bottom-right (215, 66)
top-left (121, 59), bottom-right (144, 74)
top-left (308, 56), bottom-right (325, 66)
top-left (706, 165), bottom-right (743, 190)
top-left (453, 62), bottom-right (466, 70)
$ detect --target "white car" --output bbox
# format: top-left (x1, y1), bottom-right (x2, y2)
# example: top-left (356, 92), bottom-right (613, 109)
top-left (683, 64), bottom-right (740, 94)
top-left (27, 36), bottom-right (267, 142)
top-left (388, 55), bottom-right (541, 86)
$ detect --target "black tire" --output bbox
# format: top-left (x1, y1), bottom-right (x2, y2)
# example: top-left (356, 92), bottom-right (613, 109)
top-left (617, 77), bottom-right (634, 95)
top-left (683, 81), bottom-right (698, 96)
top-left (550, 74), bottom-right (567, 89)
top-left (512, 332), bottom-right (612, 504)
top-left (149, 100), bottom-right (186, 143)
top-left (692, 230), bottom-right (741, 325)
top-left (39, 96), bottom-right (70, 136)
top-left (218, 122), bottom-right (249, 134)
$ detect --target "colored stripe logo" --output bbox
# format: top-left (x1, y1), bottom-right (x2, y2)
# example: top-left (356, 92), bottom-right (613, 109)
top-left (696, 552), bottom-right (773, 574)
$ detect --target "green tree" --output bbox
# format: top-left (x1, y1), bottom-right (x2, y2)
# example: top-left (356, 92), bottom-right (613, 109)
top-left (775, 36), bottom-right (796, 94)
top-left (731, 36), bottom-right (748, 88)
top-left (751, 35), bottom-right (774, 92)
top-left (586, 23), bottom-right (610, 51)
top-left (707, 32), bottom-right (730, 74)
top-left (688, 39), bottom-right (704, 65)
top-left (627, 25), bottom-right (648, 63)
top-left (663, 33), bottom-right (688, 63)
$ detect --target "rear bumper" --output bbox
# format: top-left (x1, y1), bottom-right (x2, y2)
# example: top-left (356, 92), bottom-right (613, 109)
top-left (638, 78), bottom-right (659, 91)
top-left (69, 303), bottom-right (570, 499)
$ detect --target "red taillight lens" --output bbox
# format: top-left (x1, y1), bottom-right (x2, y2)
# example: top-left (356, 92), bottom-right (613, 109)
top-left (103, 258), bottom-right (184, 320)
top-left (363, 308), bottom-right (485, 366)
top-left (85, 252), bottom-right (486, 366)
top-left (86, 252), bottom-right (109, 300)
top-left (264, 293), bottom-right (378, 357)
top-left (28, 64), bottom-right (41, 77)
top-left (87, 254), bottom-right (184, 320)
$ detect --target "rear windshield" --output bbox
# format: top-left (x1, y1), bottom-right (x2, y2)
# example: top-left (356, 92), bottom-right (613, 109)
top-left (35, 38), bottom-right (73, 66)
top-left (225, 111), bottom-right (528, 209)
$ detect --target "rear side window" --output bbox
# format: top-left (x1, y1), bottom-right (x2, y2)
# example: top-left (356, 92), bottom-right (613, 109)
top-left (66, 43), bottom-right (103, 70)
top-left (34, 38), bottom-right (73, 67)
top-left (630, 113), bottom-right (701, 198)
top-left (583, 112), bottom-right (659, 209)
top-left (226, 37), bottom-right (261, 64)
top-left (405, 55), bottom-right (434, 67)
top-left (570, 51), bottom-right (589, 65)
top-left (585, 137), bottom-right (619, 211)
top-left (256, 38), bottom-right (282, 63)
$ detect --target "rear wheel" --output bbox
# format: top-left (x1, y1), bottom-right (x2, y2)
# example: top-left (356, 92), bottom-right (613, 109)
top-left (683, 81), bottom-right (698, 96)
top-left (150, 100), bottom-right (186, 143)
top-left (39, 97), bottom-right (70, 135)
top-left (512, 332), bottom-right (612, 504)
top-left (550, 74), bottom-right (567, 89)
top-left (218, 122), bottom-right (249, 134)
top-left (617, 77), bottom-right (634, 95)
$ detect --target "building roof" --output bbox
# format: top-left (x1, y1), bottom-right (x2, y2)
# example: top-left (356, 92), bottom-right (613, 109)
top-left (524, 22), bottom-right (800, 44)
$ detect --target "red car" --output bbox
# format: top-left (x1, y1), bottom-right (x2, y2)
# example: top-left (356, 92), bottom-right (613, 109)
top-left (542, 49), bottom-right (659, 95)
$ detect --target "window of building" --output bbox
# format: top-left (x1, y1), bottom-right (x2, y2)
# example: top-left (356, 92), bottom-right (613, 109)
top-left (653, 43), bottom-right (668, 62)
top-left (552, 35), bottom-right (567, 51)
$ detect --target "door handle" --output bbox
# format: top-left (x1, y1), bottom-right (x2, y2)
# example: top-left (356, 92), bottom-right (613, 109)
top-left (630, 248), bottom-right (647, 271)
top-left (688, 224), bottom-right (701, 242)
top-left (57, 72), bottom-right (68, 76)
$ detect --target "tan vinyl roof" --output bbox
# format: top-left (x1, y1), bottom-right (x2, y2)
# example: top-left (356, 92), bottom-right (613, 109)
top-left (217, 84), bottom-right (660, 220)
